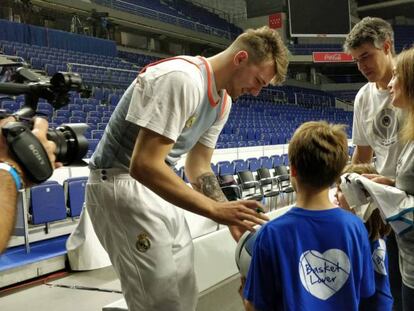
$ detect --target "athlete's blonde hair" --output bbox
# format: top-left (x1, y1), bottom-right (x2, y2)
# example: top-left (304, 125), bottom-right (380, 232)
top-left (229, 26), bottom-right (288, 85)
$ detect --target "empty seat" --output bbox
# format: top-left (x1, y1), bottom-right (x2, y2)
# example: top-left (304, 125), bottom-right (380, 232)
top-left (65, 177), bottom-right (88, 217)
top-left (91, 130), bottom-right (104, 139)
top-left (257, 168), bottom-right (280, 211)
top-left (30, 183), bottom-right (67, 224)
top-left (237, 171), bottom-right (263, 202)
top-left (274, 165), bottom-right (295, 206)
top-left (217, 174), bottom-right (241, 201)
top-left (1, 100), bottom-right (20, 112)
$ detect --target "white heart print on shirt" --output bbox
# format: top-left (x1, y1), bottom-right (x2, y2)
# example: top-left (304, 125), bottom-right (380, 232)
top-left (299, 249), bottom-right (350, 300)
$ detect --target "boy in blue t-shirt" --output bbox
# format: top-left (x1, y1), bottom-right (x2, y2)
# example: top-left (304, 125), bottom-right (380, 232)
top-left (243, 121), bottom-right (375, 311)
top-left (336, 163), bottom-right (393, 311)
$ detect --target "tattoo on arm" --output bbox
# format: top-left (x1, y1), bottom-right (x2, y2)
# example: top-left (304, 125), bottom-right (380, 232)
top-left (191, 172), bottom-right (227, 202)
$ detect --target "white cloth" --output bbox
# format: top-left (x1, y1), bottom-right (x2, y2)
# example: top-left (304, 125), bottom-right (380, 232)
top-left (352, 83), bottom-right (404, 178)
top-left (339, 173), bottom-right (414, 236)
top-left (87, 169), bottom-right (198, 311)
top-left (66, 207), bottom-right (111, 270)
top-left (127, 57), bottom-right (231, 149)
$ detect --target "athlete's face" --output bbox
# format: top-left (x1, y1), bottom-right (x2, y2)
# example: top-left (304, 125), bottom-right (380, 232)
top-left (349, 42), bottom-right (392, 83)
top-left (227, 56), bottom-right (275, 100)
top-left (388, 65), bottom-right (409, 109)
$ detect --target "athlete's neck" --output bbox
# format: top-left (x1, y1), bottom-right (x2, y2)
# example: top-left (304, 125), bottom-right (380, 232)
top-left (207, 52), bottom-right (232, 92)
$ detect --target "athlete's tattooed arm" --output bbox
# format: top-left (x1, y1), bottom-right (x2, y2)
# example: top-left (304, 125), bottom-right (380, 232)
top-left (191, 172), bottom-right (227, 202)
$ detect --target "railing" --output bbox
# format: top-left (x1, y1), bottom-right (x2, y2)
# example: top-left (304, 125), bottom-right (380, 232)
top-left (94, 0), bottom-right (236, 40)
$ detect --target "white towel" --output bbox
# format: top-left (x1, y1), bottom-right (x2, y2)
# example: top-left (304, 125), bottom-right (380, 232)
top-left (339, 173), bottom-right (414, 236)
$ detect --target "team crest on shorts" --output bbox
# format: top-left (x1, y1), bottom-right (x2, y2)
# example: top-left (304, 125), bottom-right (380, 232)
top-left (136, 233), bottom-right (151, 252)
top-left (185, 115), bottom-right (197, 128)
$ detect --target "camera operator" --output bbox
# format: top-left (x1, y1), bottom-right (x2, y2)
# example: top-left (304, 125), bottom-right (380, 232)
top-left (0, 116), bottom-right (59, 253)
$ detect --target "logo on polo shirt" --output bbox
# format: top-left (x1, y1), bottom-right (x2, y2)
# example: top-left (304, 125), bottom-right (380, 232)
top-left (185, 115), bottom-right (197, 128)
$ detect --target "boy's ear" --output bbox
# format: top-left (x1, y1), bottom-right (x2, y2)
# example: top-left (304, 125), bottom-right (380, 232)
top-left (290, 165), bottom-right (297, 177)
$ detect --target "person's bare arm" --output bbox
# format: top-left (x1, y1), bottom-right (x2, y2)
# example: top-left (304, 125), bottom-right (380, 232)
top-left (351, 145), bottom-right (374, 165)
top-left (0, 117), bottom-right (57, 253)
top-left (0, 168), bottom-right (19, 253)
top-left (129, 129), bottom-right (267, 232)
top-left (185, 142), bottom-right (261, 241)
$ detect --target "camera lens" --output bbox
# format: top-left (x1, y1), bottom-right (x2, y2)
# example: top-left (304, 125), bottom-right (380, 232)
top-left (47, 123), bottom-right (89, 165)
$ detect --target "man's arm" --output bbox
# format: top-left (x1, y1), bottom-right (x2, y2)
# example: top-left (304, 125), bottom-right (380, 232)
top-left (351, 145), bottom-right (374, 165)
top-left (0, 117), bottom-right (57, 253)
top-left (129, 128), bottom-right (267, 233)
top-left (185, 142), bottom-right (251, 241)
top-left (0, 168), bottom-right (19, 253)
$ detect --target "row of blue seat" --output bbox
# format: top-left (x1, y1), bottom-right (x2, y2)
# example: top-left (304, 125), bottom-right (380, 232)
top-left (29, 177), bottom-right (87, 225)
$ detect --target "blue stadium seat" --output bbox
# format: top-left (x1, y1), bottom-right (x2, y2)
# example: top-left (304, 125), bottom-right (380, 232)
top-left (247, 158), bottom-right (261, 172)
top-left (259, 156), bottom-right (273, 169)
top-left (217, 161), bottom-right (235, 176)
top-left (30, 183), bottom-right (67, 224)
top-left (69, 116), bottom-right (86, 123)
top-left (88, 111), bottom-right (102, 118)
top-left (86, 116), bottom-right (100, 124)
top-left (83, 104), bottom-right (96, 113)
top-left (55, 110), bottom-right (71, 120)
top-left (97, 123), bottom-right (107, 130)
top-left (232, 159), bottom-right (248, 173)
top-left (1, 100), bottom-right (20, 112)
top-left (91, 130), bottom-right (104, 139)
top-left (52, 116), bottom-right (68, 124)
top-left (71, 110), bottom-right (86, 118)
top-left (96, 105), bottom-right (109, 113)
top-left (86, 139), bottom-right (100, 158)
top-left (271, 155), bottom-right (283, 167)
top-left (101, 116), bottom-right (111, 123)
top-left (65, 177), bottom-right (88, 217)
top-left (210, 163), bottom-right (218, 176)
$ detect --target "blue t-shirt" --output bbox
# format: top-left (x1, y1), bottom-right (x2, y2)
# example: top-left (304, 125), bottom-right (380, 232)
top-left (360, 239), bottom-right (393, 311)
top-left (244, 207), bottom-right (375, 311)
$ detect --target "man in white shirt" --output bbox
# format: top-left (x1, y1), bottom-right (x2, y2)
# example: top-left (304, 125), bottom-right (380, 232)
top-left (344, 16), bottom-right (404, 310)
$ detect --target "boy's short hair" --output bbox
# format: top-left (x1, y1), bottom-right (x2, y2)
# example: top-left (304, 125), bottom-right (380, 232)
top-left (343, 16), bottom-right (395, 55)
top-left (288, 121), bottom-right (348, 189)
top-left (338, 163), bottom-right (391, 240)
top-left (229, 26), bottom-right (288, 85)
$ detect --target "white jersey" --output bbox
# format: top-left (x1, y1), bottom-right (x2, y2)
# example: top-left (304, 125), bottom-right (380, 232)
top-left (90, 56), bottom-right (231, 170)
top-left (352, 82), bottom-right (404, 178)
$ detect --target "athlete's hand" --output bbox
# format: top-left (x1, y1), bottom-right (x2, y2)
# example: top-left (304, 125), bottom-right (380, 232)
top-left (209, 200), bottom-right (268, 240)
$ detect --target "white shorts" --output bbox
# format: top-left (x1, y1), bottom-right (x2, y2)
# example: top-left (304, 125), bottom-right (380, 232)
top-left (86, 169), bottom-right (198, 311)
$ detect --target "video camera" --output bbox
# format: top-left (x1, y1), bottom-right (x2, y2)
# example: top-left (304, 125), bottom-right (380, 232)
top-left (0, 55), bottom-right (88, 184)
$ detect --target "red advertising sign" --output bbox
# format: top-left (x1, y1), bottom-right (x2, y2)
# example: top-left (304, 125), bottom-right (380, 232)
top-left (312, 52), bottom-right (354, 63)
top-left (269, 13), bottom-right (282, 29)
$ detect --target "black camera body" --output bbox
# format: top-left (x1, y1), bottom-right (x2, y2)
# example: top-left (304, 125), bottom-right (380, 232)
top-left (0, 56), bottom-right (89, 183)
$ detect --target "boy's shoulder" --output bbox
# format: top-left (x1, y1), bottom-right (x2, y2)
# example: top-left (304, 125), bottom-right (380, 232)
top-left (265, 207), bottom-right (365, 230)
